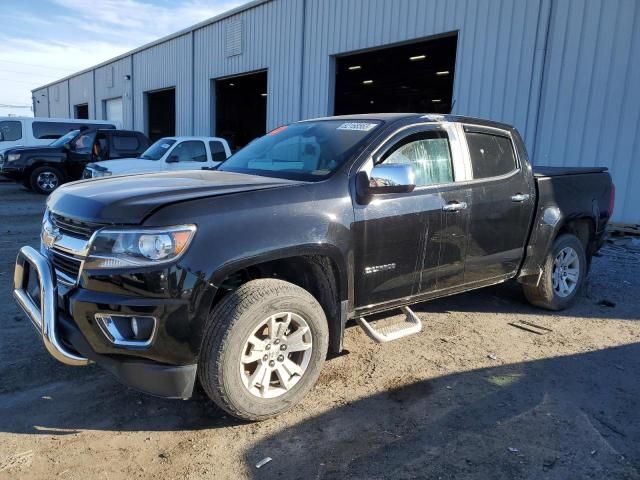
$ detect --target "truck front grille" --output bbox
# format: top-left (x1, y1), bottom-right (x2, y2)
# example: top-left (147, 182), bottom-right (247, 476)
top-left (50, 213), bottom-right (103, 240)
top-left (50, 250), bottom-right (82, 281)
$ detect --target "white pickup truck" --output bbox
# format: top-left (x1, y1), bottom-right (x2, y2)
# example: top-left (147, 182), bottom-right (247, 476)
top-left (83, 136), bottom-right (231, 179)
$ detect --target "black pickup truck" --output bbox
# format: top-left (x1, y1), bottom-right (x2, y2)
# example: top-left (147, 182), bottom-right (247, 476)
top-left (0, 128), bottom-right (149, 194)
top-left (13, 114), bottom-right (614, 421)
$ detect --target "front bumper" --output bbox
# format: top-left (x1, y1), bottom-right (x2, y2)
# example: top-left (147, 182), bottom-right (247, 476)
top-left (0, 164), bottom-right (24, 180)
top-left (13, 246), bottom-right (197, 398)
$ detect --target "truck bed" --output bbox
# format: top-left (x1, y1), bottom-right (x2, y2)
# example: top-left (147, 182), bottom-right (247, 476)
top-left (533, 166), bottom-right (608, 177)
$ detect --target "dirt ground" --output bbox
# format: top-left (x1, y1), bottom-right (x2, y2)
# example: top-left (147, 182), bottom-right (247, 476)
top-left (0, 181), bottom-right (639, 480)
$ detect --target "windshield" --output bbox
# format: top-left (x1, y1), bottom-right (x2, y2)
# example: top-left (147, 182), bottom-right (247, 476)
top-left (140, 138), bottom-right (177, 160)
top-left (218, 120), bottom-right (382, 181)
top-left (49, 130), bottom-right (80, 148)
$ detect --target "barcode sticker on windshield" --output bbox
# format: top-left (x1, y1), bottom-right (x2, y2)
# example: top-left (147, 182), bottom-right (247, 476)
top-left (337, 122), bottom-right (377, 132)
top-left (160, 143), bottom-right (171, 148)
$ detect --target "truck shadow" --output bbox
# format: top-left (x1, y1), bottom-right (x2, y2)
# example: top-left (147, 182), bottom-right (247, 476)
top-left (244, 343), bottom-right (640, 479)
top-left (1, 342), bottom-right (639, 480)
top-left (411, 272), bottom-right (638, 322)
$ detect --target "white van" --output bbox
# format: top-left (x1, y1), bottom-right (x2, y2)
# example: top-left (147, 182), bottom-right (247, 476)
top-left (0, 117), bottom-right (121, 155)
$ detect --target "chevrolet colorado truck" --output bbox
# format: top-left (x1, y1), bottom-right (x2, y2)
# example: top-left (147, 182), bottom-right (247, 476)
top-left (1, 127), bottom-right (149, 194)
top-left (13, 114), bottom-right (614, 421)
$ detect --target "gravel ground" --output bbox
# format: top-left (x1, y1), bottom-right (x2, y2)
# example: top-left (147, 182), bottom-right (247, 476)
top-left (0, 182), bottom-right (639, 480)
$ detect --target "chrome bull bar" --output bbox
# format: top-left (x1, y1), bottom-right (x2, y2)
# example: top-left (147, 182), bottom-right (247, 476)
top-left (13, 246), bottom-right (90, 366)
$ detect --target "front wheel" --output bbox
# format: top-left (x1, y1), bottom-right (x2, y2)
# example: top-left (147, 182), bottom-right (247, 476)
top-left (198, 279), bottom-right (329, 421)
top-left (30, 166), bottom-right (64, 194)
top-left (523, 233), bottom-right (586, 310)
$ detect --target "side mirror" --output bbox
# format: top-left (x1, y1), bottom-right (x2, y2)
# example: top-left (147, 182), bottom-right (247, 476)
top-left (166, 155), bottom-right (179, 163)
top-left (357, 164), bottom-right (416, 203)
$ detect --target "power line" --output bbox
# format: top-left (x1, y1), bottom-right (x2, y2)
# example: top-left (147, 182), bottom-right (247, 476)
top-left (0, 59), bottom-right (70, 73)
top-left (0, 103), bottom-right (32, 109)
top-left (0, 68), bottom-right (60, 79)
top-left (0, 77), bottom-right (44, 86)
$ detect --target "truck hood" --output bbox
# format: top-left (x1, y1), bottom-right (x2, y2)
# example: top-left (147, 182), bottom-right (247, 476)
top-left (4, 145), bottom-right (65, 156)
top-left (47, 170), bottom-right (304, 223)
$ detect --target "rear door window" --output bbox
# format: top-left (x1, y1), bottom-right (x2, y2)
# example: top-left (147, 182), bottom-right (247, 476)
top-left (32, 122), bottom-right (115, 140)
top-left (465, 131), bottom-right (517, 179)
top-left (32, 122), bottom-right (79, 139)
top-left (0, 120), bottom-right (22, 141)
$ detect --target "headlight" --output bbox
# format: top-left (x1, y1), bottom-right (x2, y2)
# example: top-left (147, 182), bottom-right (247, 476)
top-left (85, 225), bottom-right (197, 269)
top-left (92, 169), bottom-right (112, 178)
top-left (7, 153), bottom-right (21, 162)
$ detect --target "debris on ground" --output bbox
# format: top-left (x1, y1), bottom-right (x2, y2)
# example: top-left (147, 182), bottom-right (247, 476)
top-left (255, 457), bottom-right (272, 469)
top-left (597, 299), bottom-right (616, 308)
top-left (508, 320), bottom-right (553, 335)
top-left (508, 447), bottom-right (520, 453)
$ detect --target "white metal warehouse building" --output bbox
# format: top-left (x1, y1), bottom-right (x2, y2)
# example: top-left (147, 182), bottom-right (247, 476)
top-left (32, 0), bottom-right (640, 223)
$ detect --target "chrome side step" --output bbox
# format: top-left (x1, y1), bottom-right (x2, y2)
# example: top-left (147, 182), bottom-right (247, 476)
top-left (356, 306), bottom-right (423, 343)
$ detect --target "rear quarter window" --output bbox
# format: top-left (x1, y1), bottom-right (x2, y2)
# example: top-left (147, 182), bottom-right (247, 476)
top-left (0, 120), bottom-right (22, 141)
top-left (466, 131), bottom-right (517, 179)
top-left (209, 141), bottom-right (227, 162)
top-left (113, 135), bottom-right (140, 151)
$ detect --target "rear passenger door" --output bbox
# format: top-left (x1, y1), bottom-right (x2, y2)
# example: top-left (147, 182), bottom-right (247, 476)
top-left (462, 126), bottom-right (535, 283)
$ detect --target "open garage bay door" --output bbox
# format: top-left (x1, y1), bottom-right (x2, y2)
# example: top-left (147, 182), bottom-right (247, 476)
top-left (146, 88), bottom-right (176, 142)
top-left (335, 34), bottom-right (457, 115)
top-left (215, 71), bottom-right (267, 151)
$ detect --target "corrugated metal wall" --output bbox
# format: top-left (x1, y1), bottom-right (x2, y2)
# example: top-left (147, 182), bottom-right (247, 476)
top-left (301, 0), bottom-right (545, 152)
top-left (94, 57), bottom-right (133, 127)
top-left (132, 33), bottom-right (193, 134)
top-left (68, 72), bottom-right (94, 118)
top-left (193, 0), bottom-right (304, 134)
top-left (32, 0), bottom-right (640, 223)
top-left (534, 0), bottom-right (640, 223)
top-left (47, 81), bottom-right (69, 118)
top-left (32, 88), bottom-right (49, 117)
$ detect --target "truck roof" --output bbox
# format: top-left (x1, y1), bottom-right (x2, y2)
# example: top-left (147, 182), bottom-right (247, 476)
top-left (303, 113), bottom-right (515, 131)
top-left (158, 136), bottom-right (228, 142)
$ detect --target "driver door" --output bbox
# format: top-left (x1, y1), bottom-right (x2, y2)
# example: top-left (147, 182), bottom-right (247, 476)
top-left (352, 124), bottom-right (467, 309)
top-left (67, 130), bottom-right (97, 179)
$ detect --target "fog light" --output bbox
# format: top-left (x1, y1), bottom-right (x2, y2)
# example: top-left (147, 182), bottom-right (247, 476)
top-left (95, 313), bottom-right (157, 347)
top-left (131, 316), bottom-right (154, 340)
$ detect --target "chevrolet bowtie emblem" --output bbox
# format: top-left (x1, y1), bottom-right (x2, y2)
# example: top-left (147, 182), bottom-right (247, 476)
top-left (42, 223), bottom-right (62, 248)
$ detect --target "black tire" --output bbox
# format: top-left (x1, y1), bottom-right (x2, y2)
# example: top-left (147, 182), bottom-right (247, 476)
top-left (523, 233), bottom-right (587, 310)
top-left (198, 278), bottom-right (329, 421)
top-left (30, 166), bottom-right (64, 195)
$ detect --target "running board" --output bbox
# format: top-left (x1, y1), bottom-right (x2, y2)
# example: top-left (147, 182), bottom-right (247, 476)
top-left (356, 306), bottom-right (423, 343)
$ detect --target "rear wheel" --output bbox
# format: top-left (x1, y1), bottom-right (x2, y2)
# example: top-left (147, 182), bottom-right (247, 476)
top-left (523, 233), bottom-right (586, 310)
top-left (198, 279), bottom-right (329, 421)
top-left (30, 166), bottom-right (64, 194)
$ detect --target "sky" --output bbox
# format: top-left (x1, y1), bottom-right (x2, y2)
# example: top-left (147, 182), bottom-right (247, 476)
top-left (0, 0), bottom-right (244, 117)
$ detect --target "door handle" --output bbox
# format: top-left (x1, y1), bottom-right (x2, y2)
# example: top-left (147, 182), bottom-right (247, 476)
top-left (511, 193), bottom-right (530, 202)
top-left (442, 201), bottom-right (468, 212)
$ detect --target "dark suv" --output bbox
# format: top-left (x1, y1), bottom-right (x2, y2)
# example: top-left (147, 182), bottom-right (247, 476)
top-left (0, 128), bottom-right (149, 194)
